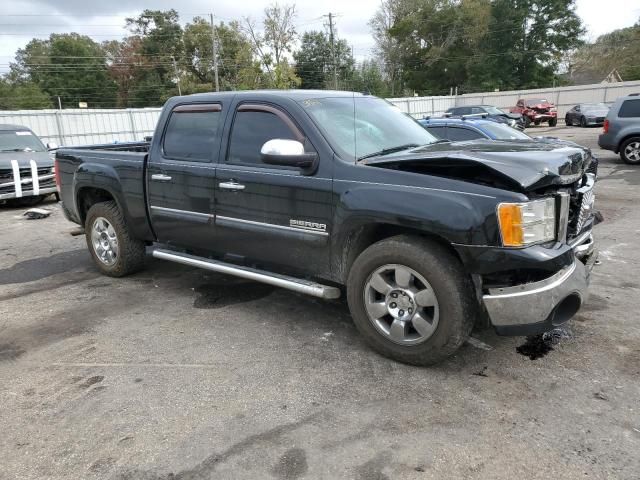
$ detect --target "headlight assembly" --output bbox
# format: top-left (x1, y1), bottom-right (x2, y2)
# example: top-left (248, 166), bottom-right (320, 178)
top-left (497, 198), bottom-right (556, 247)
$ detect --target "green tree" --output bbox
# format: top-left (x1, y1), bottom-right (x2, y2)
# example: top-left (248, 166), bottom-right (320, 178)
top-left (467, 0), bottom-right (585, 91)
top-left (124, 9), bottom-right (184, 106)
top-left (0, 78), bottom-right (52, 110)
top-left (349, 61), bottom-right (390, 97)
top-left (10, 33), bottom-right (116, 108)
top-left (568, 20), bottom-right (640, 84)
top-left (183, 17), bottom-right (262, 91)
top-left (294, 30), bottom-right (355, 90)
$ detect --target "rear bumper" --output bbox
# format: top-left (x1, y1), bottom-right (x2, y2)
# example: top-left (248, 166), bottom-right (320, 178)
top-left (482, 233), bottom-right (597, 336)
top-left (598, 134), bottom-right (616, 152)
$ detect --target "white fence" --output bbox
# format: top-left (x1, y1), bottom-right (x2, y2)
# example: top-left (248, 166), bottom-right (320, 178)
top-left (389, 79), bottom-right (640, 119)
top-left (0, 107), bottom-right (161, 146)
top-left (1, 80), bottom-right (639, 146)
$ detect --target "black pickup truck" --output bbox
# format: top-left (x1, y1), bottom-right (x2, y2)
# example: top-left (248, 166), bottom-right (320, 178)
top-left (56, 90), bottom-right (598, 365)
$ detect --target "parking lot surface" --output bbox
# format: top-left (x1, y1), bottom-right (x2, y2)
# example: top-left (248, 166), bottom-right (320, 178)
top-left (1, 125), bottom-right (639, 479)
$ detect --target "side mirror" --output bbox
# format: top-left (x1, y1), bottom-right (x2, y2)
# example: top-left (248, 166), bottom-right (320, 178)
top-left (46, 142), bottom-right (59, 150)
top-left (260, 139), bottom-right (318, 172)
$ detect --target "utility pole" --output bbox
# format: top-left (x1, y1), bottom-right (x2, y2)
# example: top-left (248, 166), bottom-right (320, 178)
top-left (57, 96), bottom-right (62, 110)
top-left (326, 13), bottom-right (338, 90)
top-left (171, 56), bottom-right (182, 96)
top-left (210, 13), bottom-right (220, 92)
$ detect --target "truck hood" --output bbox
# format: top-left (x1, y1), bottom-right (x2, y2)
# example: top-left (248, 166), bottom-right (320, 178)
top-left (360, 139), bottom-right (589, 191)
top-left (0, 151), bottom-right (53, 169)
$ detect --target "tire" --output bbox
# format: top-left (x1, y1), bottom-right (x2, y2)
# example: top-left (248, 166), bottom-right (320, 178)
top-left (346, 235), bottom-right (476, 366)
top-left (620, 137), bottom-right (640, 165)
top-left (549, 117), bottom-right (557, 127)
top-left (524, 116), bottom-right (531, 128)
top-left (534, 119), bottom-right (541, 126)
top-left (85, 200), bottom-right (145, 277)
top-left (565, 115), bottom-right (572, 126)
top-left (580, 116), bottom-right (587, 128)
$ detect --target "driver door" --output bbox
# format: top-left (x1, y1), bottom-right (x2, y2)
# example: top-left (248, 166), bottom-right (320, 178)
top-left (213, 102), bottom-right (333, 276)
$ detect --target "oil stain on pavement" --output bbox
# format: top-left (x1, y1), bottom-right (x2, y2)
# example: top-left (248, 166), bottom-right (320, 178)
top-left (0, 249), bottom-right (91, 285)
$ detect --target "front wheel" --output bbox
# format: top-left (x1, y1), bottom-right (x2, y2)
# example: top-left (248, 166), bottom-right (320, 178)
top-left (565, 115), bottom-right (572, 126)
top-left (580, 116), bottom-right (587, 128)
top-left (347, 235), bottom-right (476, 366)
top-left (85, 201), bottom-right (145, 276)
top-left (548, 118), bottom-right (557, 127)
top-left (620, 137), bottom-right (640, 165)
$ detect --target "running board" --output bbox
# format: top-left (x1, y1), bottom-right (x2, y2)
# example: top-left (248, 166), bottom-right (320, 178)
top-left (152, 248), bottom-right (341, 300)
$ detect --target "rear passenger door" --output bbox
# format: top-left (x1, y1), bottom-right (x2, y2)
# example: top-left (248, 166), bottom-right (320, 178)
top-left (147, 103), bottom-right (224, 250)
top-left (213, 102), bottom-right (333, 276)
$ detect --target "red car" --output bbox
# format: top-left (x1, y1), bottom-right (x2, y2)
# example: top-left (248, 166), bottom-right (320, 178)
top-left (510, 98), bottom-right (558, 127)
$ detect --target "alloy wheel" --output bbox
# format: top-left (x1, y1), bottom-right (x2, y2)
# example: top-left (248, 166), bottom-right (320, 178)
top-left (91, 216), bottom-right (119, 266)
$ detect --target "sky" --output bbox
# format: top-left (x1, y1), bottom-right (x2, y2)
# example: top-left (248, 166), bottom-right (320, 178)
top-left (1, 0), bottom-right (639, 73)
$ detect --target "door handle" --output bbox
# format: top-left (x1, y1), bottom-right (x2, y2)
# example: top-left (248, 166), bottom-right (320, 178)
top-left (151, 173), bottom-right (172, 182)
top-left (219, 181), bottom-right (245, 191)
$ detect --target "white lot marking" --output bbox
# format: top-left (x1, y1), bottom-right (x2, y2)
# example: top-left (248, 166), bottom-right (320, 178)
top-left (29, 159), bottom-right (39, 195)
top-left (10, 159), bottom-right (22, 198)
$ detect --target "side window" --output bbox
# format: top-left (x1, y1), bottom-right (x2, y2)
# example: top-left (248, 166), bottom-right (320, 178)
top-left (163, 104), bottom-right (222, 161)
top-left (457, 107), bottom-right (471, 115)
top-left (227, 108), bottom-right (300, 165)
top-left (471, 107), bottom-right (484, 115)
top-left (619, 99), bottom-right (640, 118)
top-left (425, 126), bottom-right (447, 139)
top-left (447, 127), bottom-right (484, 141)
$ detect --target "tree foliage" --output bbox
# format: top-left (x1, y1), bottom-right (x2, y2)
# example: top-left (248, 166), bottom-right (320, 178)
top-left (294, 30), bottom-right (354, 90)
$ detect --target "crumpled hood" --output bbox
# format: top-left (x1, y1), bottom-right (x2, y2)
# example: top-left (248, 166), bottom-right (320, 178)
top-left (0, 151), bottom-right (53, 169)
top-left (360, 139), bottom-right (589, 191)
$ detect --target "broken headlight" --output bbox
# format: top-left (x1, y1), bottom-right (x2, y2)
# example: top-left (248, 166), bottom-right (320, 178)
top-left (497, 198), bottom-right (556, 247)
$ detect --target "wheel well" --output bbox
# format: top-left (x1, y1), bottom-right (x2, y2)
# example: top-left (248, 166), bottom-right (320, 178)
top-left (76, 187), bottom-right (115, 224)
top-left (339, 223), bottom-right (462, 284)
top-left (618, 134), bottom-right (640, 153)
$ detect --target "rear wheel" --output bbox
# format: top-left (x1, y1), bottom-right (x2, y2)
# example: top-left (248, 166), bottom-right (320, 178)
top-left (565, 115), bottom-right (572, 126)
top-left (580, 116), bottom-right (587, 128)
top-left (620, 137), bottom-right (640, 165)
top-left (524, 116), bottom-right (531, 128)
top-left (534, 119), bottom-right (541, 126)
top-left (85, 201), bottom-right (145, 276)
top-left (347, 235), bottom-right (476, 366)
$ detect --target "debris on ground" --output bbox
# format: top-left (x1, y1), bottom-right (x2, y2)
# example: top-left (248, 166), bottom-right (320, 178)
top-left (593, 391), bottom-right (608, 401)
top-left (466, 336), bottom-right (494, 351)
top-left (542, 327), bottom-right (573, 344)
top-left (473, 366), bottom-right (489, 377)
top-left (23, 208), bottom-right (51, 220)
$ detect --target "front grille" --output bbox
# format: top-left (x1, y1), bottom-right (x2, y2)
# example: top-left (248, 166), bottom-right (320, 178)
top-left (0, 165), bottom-right (55, 196)
top-left (566, 174), bottom-right (596, 239)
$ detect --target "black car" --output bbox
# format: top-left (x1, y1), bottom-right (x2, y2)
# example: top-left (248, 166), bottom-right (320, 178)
top-left (565, 103), bottom-right (610, 127)
top-left (56, 90), bottom-right (597, 366)
top-left (445, 105), bottom-right (525, 129)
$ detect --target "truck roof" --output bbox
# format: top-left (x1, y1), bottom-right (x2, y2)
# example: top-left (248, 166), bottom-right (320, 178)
top-left (175, 89), bottom-right (368, 102)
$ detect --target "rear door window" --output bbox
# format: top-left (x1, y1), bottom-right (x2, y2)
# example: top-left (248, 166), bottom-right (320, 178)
top-left (447, 127), bottom-right (484, 141)
top-left (618, 99), bottom-right (640, 118)
top-left (425, 126), bottom-right (447, 139)
top-left (163, 104), bottom-right (222, 161)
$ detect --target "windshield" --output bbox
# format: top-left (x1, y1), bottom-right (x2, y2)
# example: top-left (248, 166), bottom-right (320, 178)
top-left (482, 106), bottom-right (506, 115)
top-left (299, 96), bottom-right (437, 160)
top-left (526, 99), bottom-right (549, 106)
top-left (0, 130), bottom-right (46, 152)
top-left (481, 122), bottom-right (531, 140)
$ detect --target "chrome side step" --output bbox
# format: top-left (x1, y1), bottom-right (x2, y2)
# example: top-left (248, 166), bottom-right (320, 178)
top-left (151, 248), bottom-right (341, 300)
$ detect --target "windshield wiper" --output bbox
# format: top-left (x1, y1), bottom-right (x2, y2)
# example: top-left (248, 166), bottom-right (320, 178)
top-left (357, 143), bottom-right (421, 161)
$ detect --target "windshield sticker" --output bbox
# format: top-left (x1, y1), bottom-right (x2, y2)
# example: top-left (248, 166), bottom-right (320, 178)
top-left (16, 131), bottom-right (32, 136)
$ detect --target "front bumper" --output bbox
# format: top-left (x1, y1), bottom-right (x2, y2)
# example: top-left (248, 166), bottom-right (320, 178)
top-left (0, 186), bottom-right (58, 200)
top-left (483, 233), bottom-right (597, 336)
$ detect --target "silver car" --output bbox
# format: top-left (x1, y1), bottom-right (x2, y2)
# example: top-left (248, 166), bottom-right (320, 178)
top-left (598, 94), bottom-right (640, 164)
top-left (565, 103), bottom-right (610, 127)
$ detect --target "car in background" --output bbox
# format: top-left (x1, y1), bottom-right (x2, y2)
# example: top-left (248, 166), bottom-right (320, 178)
top-left (565, 103), bottom-right (610, 127)
top-left (419, 117), bottom-right (598, 176)
top-left (0, 124), bottom-right (58, 207)
top-left (598, 94), bottom-right (640, 164)
top-left (510, 98), bottom-right (558, 127)
top-left (444, 105), bottom-right (525, 130)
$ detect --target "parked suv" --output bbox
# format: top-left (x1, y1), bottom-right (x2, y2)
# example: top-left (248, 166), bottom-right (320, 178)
top-left (598, 94), bottom-right (640, 164)
top-left (511, 98), bottom-right (558, 127)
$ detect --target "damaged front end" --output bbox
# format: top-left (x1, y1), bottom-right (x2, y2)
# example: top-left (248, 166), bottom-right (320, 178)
top-left (363, 142), bottom-right (599, 335)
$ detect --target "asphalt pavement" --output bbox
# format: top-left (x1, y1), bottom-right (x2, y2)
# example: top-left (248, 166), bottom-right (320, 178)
top-left (1, 125), bottom-right (639, 479)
